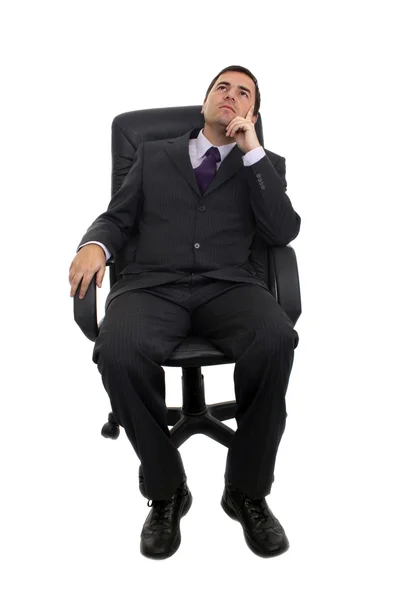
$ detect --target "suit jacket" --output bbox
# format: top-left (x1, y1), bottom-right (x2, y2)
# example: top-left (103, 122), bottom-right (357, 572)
top-left (78, 127), bottom-right (301, 310)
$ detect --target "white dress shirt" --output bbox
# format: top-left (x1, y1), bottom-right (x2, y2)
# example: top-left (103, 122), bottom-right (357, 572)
top-left (80, 128), bottom-right (266, 261)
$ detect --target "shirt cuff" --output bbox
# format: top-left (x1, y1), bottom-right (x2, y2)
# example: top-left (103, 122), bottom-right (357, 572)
top-left (241, 146), bottom-right (266, 166)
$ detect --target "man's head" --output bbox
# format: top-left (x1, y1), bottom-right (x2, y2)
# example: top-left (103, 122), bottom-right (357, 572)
top-left (201, 65), bottom-right (260, 128)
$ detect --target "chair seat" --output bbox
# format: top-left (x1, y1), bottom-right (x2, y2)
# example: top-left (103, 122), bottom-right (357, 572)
top-left (164, 336), bottom-right (235, 368)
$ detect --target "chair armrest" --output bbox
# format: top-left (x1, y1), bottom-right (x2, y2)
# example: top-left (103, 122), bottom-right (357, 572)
top-left (269, 244), bottom-right (302, 326)
top-left (73, 277), bottom-right (99, 342)
top-left (73, 258), bottom-right (115, 341)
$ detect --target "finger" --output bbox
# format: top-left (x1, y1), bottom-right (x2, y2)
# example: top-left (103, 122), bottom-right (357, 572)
top-left (246, 105), bottom-right (254, 120)
top-left (226, 115), bottom-right (240, 126)
top-left (226, 119), bottom-right (244, 136)
top-left (227, 124), bottom-right (237, 136)
top-left (70, 272), bottom-right (83, 297)
top-left (69, 267), bottom-right (78, 285)
top-left (96, 266), bottom-right (105, 288)
top-left (77, 283), bottom-right (87, 300)
top-left (80, 272), bottom-right (96, 299)
top-left (227, 123), bottom-right (246, 137)
top-left (78, 274), bottom-right (92, 299)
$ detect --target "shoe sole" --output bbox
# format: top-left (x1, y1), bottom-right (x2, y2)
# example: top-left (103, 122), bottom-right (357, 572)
top-left (140, 491), bottom-right (193, 560)
top-left (221, 496), bottom-right (290, 558)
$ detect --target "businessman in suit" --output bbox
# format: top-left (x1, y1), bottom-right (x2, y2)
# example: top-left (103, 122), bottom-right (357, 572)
top-left (69, 65), bottom-right (301, 560)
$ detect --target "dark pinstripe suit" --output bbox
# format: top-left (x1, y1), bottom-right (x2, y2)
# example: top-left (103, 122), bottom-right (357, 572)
top-left (78, 128), bottom-right (301, 501)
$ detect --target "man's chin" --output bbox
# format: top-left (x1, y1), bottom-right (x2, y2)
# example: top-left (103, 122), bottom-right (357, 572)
top-left (213, 115), bottom-right (232, 128)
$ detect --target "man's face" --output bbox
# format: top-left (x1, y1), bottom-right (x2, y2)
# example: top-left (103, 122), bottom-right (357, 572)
top-left (201, 71), bottom-right (258, 127)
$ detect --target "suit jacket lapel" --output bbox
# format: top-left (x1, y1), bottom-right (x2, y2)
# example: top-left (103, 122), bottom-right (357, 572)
top-left (164, 128), bottom-right (245, 197)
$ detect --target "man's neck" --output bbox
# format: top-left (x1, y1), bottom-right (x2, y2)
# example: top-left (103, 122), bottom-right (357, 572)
top-left (202, 123), bottom-right (236, 148)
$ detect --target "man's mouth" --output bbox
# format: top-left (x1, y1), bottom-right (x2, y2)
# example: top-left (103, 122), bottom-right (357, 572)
top-left (220, 105), bottom-right (235, 113)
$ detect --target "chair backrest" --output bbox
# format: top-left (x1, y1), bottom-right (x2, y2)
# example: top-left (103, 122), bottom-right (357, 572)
top-left (108, 105), bottom-right (270, 288)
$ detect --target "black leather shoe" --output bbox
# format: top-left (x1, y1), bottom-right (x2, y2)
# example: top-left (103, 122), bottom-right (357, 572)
top-left (221, 480), bottom-right (289, 558)
top-left (140, 481), bottom-right (192, 560)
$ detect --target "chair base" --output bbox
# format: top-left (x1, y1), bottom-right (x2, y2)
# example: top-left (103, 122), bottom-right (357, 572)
top-left (101, 366), bottom-right (237, 447)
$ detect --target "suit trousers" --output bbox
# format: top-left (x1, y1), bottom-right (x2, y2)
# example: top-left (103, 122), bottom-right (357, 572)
top-left (93, 273), bottom-right (299, 501)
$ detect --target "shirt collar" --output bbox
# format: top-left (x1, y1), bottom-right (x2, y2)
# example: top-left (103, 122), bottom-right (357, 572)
top-left (196, 128), bottom-right (236, 162)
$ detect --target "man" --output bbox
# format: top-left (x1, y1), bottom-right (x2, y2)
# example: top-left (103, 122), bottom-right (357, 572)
top-left (69, 65), bottom-right (301, 560)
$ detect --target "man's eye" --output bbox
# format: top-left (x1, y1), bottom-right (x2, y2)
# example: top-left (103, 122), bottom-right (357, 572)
top-left (217, 85), bottom-right (248, 97)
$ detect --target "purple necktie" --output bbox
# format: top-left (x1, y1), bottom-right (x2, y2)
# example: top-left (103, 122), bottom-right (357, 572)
top-left (194, 146), bottom-right (221, 194)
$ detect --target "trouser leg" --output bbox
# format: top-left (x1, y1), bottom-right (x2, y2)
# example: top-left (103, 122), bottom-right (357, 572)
top-left (191, 283), bottom-right (299, 498)
top-left (93, 288), bottom-right (191, 501)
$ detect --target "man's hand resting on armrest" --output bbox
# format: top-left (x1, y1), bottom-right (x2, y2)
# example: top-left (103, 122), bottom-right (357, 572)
top-left (69, 244), bottom-right (106, 299)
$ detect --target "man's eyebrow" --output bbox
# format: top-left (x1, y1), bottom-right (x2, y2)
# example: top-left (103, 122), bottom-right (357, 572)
top-left (215, 81), bottom-right (252, 96)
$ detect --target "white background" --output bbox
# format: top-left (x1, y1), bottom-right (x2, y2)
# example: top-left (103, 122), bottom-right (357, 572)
top-left (1, 0), bottom-right (399, 597)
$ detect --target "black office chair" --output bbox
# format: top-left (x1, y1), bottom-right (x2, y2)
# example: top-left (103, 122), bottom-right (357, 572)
top-left (73, 106), bottom-right (301, 492)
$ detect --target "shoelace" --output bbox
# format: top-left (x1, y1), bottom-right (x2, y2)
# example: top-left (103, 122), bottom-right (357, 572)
top-left (243, 497), bottom-right (272, 528)
top-left (146, 488), bottom-right (188, 530)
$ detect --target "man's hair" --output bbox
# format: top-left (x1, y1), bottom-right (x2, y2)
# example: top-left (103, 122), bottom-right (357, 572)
top-left (204, 65), bottom-right (261, 116)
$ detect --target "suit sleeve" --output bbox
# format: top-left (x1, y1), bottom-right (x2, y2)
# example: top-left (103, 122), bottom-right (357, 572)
top-left (274, 156), bottom-right (288, 191)
top-left (77, 142), bottom-right (145, 258)
top-left (245, 153), bottom-right (301, 246)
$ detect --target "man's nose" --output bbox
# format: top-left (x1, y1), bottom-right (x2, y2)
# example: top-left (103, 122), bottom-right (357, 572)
top-left (224, 91), bottom-right (236, 102)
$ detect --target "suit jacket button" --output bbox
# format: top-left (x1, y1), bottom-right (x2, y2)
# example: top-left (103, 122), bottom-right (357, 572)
top-left (256, 173), bottom-right (262, 179)
top-left (260, 184), bottom-right (266, 190)
top-left (194, 243), bottom-right (200, 249)
top-left (199, 205), bottom-right (206, 212)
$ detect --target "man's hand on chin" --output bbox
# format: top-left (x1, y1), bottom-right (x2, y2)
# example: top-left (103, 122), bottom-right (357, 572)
top-left (225, 105), bottom-right (261, 154)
